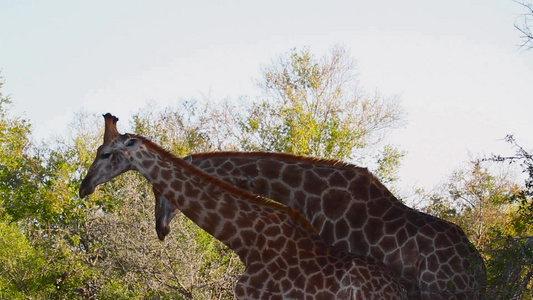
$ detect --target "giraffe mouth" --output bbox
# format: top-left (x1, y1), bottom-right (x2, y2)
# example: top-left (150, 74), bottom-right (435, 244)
top-left (79, 176), bottom-right (96, 198)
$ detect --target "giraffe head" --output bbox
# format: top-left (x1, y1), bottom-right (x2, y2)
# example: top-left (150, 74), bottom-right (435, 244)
top-left (79, 113), bottom-right (142, 198)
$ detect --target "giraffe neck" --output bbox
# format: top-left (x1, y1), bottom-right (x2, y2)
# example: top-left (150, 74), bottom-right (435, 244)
top-left (129, 138), bottom-right (325, 262)
top-left (186, 151), bottom-right (400, 219)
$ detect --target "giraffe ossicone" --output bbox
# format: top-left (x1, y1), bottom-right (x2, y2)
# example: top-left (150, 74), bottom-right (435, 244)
top-left (79, 113), bottom-right (407, 299)
top-left (176, 151), bottom-right (486, 300)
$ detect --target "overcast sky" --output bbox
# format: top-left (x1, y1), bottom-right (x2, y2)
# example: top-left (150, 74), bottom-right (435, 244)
top-left (1, 0), bottom-right (532, 192)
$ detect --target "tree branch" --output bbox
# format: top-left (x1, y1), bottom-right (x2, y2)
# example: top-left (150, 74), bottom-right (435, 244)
top-left (514, 1), bottom-right (533, 50)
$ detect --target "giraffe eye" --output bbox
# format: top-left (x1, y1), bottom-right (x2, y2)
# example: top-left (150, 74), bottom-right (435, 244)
top-left (101, 152), bottom-right (112, 159)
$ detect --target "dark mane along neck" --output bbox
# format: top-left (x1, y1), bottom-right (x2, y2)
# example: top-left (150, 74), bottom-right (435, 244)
top-left (128, 134), bottom-right (318, 234)
top-left (186, 151), bottom-right (365, 171)
top-left (185, 150), bottom-right (396, 200)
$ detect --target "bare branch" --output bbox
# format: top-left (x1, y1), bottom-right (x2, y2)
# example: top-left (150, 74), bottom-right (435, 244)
top-left (514, 1), bottom-right (533, 50)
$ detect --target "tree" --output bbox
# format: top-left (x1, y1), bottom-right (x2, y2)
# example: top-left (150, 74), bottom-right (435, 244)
top-left (0, 215), bottom-right (52, 299)
top-left (426, 162), bottom-right (523, 249)
top-left (237, 46), bottom-right (403, 161)
top-left (128, 47), bottom-right (406, 182)
top-left (374, 144), bottom-right (406, 184)
top-left (0, 77), bottom-right (76, 299)
top-left (131, 102), bottom-right (215, 155)
top-left (0, 80), bottom-right (42, 223)
top-left (487, 135), bottom-right (533, 224)
top-left (515, 1), bottom-right (533, 50)
top-left (425, 155), bottom-right (532, 299)
top-left (482, 136), bottom-right (533, 299)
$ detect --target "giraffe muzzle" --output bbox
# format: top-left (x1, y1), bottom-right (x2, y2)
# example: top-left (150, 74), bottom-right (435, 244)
top-left (79, 176), bottom-right (96, 198)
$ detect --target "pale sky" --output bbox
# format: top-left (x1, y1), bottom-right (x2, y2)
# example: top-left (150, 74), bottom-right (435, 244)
top-left (1, 0), bottom-right (532, 192)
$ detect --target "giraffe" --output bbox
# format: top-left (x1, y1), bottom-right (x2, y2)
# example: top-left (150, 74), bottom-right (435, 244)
top-left (156, 151), bottom-right (485, 300)
top-left (79, 113), bottom-right (407, 299)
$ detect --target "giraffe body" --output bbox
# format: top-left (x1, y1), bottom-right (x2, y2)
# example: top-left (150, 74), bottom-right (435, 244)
top-left (175, 151), bottom-right (486, 299)
top-left (79, 114), bottom-right (407, 299)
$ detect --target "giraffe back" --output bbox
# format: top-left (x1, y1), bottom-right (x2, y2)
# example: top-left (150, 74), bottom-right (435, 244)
top-left (183, 151), bottom-right (486, 299)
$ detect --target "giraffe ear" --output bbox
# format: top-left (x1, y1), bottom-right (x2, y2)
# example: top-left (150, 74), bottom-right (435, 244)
top-left (123, 137), bottom-right (142, 151)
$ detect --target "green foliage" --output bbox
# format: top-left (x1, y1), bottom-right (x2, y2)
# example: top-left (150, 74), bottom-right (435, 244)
top-left (0, 93), bottom-right (41, 223)
top-left (485, 236), bottom-right (532, 299)
top-left (491, 135), bottom-right (533, 234)
top-left (0, 215), bottom-right (54, 299)
top-left (426, 158), bottom-right (532, 299)
top-left (374, 144), bottom-right (406, 184)
top-left (427, 163), bottom-right (523, 248)
top-left (97, 278), bottom-right (146, 299)
top-left (132, 102), bottom-right (214, 156)
top-left (238, 46), bottom-right (403, 160)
